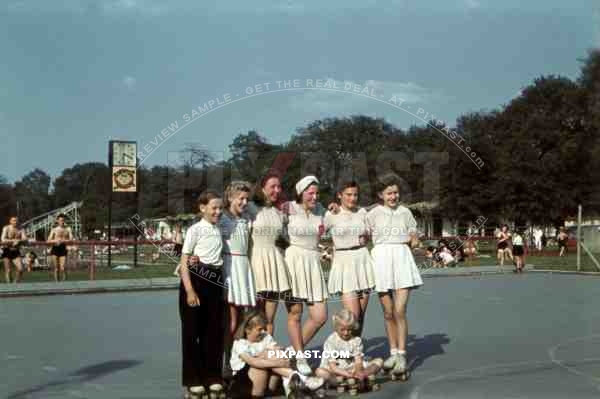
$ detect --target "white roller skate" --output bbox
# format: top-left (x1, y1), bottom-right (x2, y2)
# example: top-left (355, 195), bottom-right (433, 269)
top-left (391, 352), bottom-right (410, 382)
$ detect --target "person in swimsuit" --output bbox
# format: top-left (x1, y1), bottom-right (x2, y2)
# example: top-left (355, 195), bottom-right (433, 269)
top-left (1, 216), bottom-right (27, 283)
top-left (47, 214), bottom-right (73, 282)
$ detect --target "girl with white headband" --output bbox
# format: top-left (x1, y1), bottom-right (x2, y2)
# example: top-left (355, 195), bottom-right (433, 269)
top-left (281, 175), bottom-right (328, 376)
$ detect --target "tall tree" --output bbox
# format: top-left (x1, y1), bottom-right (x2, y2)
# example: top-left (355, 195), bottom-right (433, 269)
top-left (14, 168), bottom-right (52, 222)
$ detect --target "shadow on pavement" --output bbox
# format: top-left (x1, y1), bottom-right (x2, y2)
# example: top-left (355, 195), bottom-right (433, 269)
top-left (7, 359), bottom-right (142, 399)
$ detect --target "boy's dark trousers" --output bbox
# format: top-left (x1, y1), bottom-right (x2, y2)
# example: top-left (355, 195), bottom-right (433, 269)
top-left (179, 263), bottom-right (226, 387)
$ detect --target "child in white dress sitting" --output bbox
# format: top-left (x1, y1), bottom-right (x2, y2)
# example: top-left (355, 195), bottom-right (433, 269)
top-left (230, 311), bottom-right (324, 398)
top-left (319, 309), bottom-right (383, 385)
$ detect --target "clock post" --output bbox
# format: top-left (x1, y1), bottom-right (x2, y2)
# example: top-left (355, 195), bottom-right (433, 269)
top-left (109, 140), bottom-right (139, 269)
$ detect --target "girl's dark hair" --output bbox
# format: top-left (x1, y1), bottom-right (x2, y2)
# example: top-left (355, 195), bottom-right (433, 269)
top-left (57, 213), bottom-right (66, 219)
top-left (196, 189), bottom-right (222, 209)
top-left (253, 170), bottom-right (283, 207)
top-left (375, 173), bottom-right (401, 203)
top-left (335, 181), bottom-right (359, 203)
top-left (234, 310), bottom-right (268, 340)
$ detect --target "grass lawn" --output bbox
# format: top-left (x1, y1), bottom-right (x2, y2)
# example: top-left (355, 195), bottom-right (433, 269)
top-left (3, 248), bottom-right (599, 285)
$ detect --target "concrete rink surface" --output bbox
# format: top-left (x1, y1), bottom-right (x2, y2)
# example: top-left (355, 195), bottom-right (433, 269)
top-left (1, 273), bottom-right (600, 398)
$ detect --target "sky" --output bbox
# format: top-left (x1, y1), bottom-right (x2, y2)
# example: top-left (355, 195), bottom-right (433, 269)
top-left (0, 0), bottom-right (598, 183)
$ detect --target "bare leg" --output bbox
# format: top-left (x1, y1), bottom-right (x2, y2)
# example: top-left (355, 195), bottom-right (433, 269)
top-left (263, 298), bottom-right (279, 336)
top-left (229, 304), bottom-right (240, 336)
top-left (393, 289), bottom-right (410, 352)
top-left (286, 302), bottom-right (304, 351)
top-left (13, 258), bottom-right (23, 283)
top-left (497, 249), bottom-right (504, 266)
top-left (3, 258), bottom-right (11, 283)
top-left (342, 292), bottom-right (361, 329)
top-left (302, 301), bottom-right (327, 346)
top-left (53, 256), bottom-right (59, 282)
top-left (58, 256), bottom-right (67, 281)
top-left (247, 367), bottom-right (269, 397)
top-left (378, 292), bottom-right (398, 351)
top-left (359, 292), bottom-right (370, 336)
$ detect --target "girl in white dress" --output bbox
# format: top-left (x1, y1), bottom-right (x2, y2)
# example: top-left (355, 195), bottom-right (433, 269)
top-left (229, 311), bottom-right (325, 398)
top-left (221, 181), bottom-right (257, 337)
top-left (246, 171), bottom-right (292, 336)
top-left (319, 309), bottom-right (383, 384)
top-left (365, 174), bottom-right (422, 377)
top-left (282, 175), bottom-right (328, 375)
top-left (323, 181), bottom-right (375, 335)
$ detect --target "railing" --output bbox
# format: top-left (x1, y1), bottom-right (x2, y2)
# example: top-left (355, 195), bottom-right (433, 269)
top-left (1, 239), bottom-right (178, 281)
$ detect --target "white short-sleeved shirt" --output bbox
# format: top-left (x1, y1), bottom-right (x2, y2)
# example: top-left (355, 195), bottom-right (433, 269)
top-left (324, 207), bottom-right (368, 249)
top-left (284, 201), bottom-right (325, 251)
top-left (319, 332), bottom-right (364, 369)
top-left (219, 213), bottom-right (251, 255)
top-left (230, 334), bottom-right (277, 373)
top-left (366, 205), bottom-right (417, 245)
top-left (181, 219), bottom-right (223, 266)
top-left (245, 202), bottom-right (285, 248)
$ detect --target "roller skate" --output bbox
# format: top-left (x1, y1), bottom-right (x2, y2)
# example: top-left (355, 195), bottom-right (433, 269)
top-left (390, 352), bottom-right (410, 382)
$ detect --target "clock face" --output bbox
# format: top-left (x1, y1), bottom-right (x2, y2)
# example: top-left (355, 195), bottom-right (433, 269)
top-left (112, 142), bottom-right (137, 167)
top-left (112, 167), bottom-right (137, 192)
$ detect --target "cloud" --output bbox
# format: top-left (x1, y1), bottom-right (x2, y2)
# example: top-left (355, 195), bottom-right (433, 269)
top-left (287, 78), bottom-right (447, 116)
top-left (463, 0), bottom-right (481, 9)
top-left (122, 75), bottom-right (136, 90)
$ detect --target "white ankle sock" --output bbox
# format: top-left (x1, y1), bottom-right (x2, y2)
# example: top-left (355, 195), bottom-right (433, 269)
top-left (390, 348), bottom-right (398, 356)
top-left (397, 349), bottom-right (406, 356)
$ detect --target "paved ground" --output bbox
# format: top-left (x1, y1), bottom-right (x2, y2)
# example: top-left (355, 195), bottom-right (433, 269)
top-left (1, 270), bottom-right (600, 398)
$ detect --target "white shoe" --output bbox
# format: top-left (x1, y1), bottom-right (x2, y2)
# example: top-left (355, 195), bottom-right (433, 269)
top-left (296, 357), bottom-right (313, 376)
top-left (303, 376), bottom-right (324, 391)
top-left (173, 264), bottom-right (181, 276)
top-left (392, 353), bottom-right (407, 374)
top-left (383, 354), bottom-right (397, 370)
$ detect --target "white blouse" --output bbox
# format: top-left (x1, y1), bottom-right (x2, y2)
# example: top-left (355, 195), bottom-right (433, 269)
top-left (366, 205), bottom-right (417, 245)
top-left (324, 207), bottom-right (368, 249)
top-left (181, 219), bottom-right (223, 266)
top-left (245, 203), bottom-right (285, 248)
top-left (230, 334), bottom-right (277, 373)
top-left (219, 212), bottom-right (251, 255)
top-left (284, 201), bottom-right (325, 251)
top-left (319, 332), bottom-right (364, 369)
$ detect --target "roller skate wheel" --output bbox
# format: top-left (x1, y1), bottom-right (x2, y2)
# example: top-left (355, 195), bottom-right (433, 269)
top-left (315, 388), bottom-right (327, 398)
top-left (390, 373), bottom-right (398, 381)
top-left (336, 376), bottom-right (345, 384)
top-left (349, 388), bottom-right (358, 396)
top-left (347, 378), bottom-right (356, 385)
top-left (190, 386), bottom-right (206, 394)
top-left (372, 383), bottom-right (381, 391)
top-left (337, 386), bottom-right (346, 393)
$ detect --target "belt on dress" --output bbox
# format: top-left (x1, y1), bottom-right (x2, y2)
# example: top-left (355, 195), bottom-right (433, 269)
top-left (223, 252), bottom-right (248, 257)
top-left (290, 244), bottom-right (319, 252)
top-left (335, 245), bottom-right (366, 251)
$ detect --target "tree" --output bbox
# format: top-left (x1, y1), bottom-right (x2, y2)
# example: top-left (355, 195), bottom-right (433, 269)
top-left (0, 175), bottom-right (15, 224)
top-left (14, 169), bottom-right (52, 222)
